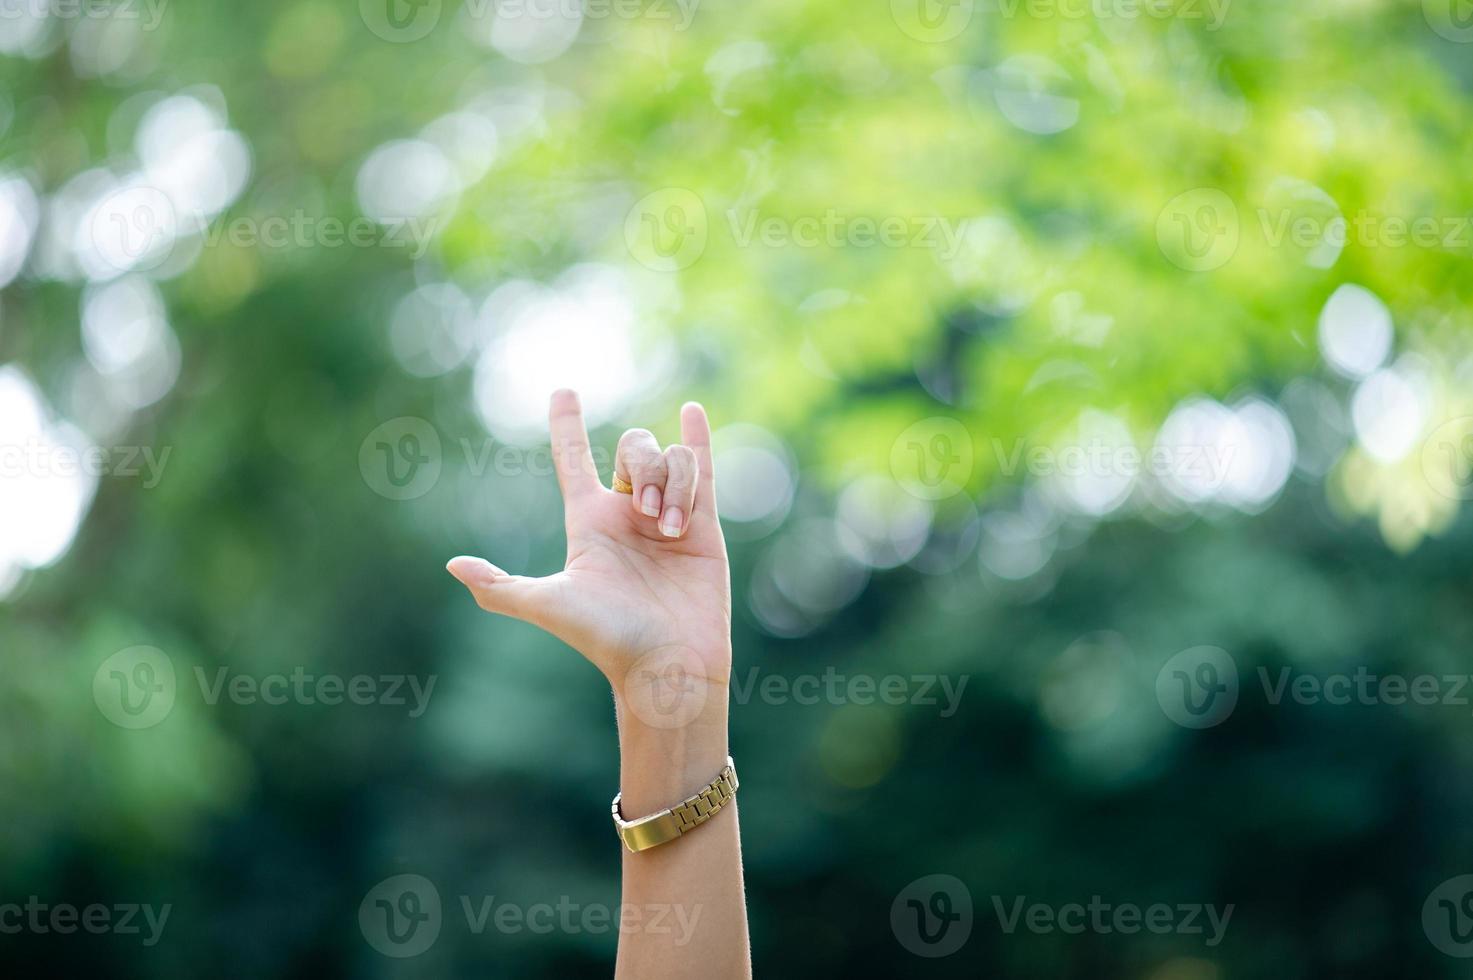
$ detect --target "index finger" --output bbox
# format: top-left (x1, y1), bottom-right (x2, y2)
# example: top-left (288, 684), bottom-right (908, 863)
top-left (680, 401), bottom-right (717, 517)
top-left (549, 389), bottom-right (601, 502)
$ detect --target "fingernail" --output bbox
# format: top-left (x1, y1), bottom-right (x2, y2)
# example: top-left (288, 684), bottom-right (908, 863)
top-left (660, 507), bottom-right (684, 538)
top-left (640, 485), bottom-right (662, 518)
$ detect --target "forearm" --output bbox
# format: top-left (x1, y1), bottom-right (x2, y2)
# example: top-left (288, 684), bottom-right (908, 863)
top-left (449, 393), bottom-right (747, 975)
top-left (612, 677), bottom-right (750, 980)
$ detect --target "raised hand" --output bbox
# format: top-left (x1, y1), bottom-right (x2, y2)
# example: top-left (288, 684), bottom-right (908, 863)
top-left (447, 389), bottom-right (749, 980)
top-left (446, 389), bottom-right (732, 700)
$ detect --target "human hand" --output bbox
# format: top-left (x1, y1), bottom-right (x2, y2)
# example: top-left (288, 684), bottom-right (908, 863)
top-left (446, 389), bottom-right (731, 737)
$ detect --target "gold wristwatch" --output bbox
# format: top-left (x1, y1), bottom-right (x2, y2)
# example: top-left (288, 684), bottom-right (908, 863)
top-left (611, 757), bottom-right (739, 852)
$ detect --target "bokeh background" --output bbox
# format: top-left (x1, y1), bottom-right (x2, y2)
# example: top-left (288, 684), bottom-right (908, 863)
top-left (3, 0), bottom-right (1473, 976)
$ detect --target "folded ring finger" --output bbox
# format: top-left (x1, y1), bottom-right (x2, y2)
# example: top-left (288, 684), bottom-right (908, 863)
top-left (614, 428), bottom-right (667, 518)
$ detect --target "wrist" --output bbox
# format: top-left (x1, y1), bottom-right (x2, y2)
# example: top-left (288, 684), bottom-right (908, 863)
top-left (615, 706), bottom-right (729, 817)
top-left (611, 646), bottom-right (730, 816)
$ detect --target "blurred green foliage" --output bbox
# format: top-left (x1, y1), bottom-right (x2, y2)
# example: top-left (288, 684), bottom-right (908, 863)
top-left (2, 0), bottom-right (1473, 976)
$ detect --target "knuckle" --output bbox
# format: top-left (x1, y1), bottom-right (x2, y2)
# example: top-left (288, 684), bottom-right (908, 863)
top-left (634, 463), bottom-right (667, 488)
top-left (617, 430), bottom-right (667, 477)
top-left (617, 427), bottom-right (656, 448)
top-left (665, 447), bottom-right (697, 491)
top-left (631, 446), bottom-right (667, 473)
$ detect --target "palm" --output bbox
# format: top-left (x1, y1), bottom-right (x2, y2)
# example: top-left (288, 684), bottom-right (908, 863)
top-left (448, 391), bottom-right (731, 684)
top-left (559, 492), bottom-right (730, 672)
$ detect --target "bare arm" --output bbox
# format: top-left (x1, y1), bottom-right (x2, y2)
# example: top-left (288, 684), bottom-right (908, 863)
top-left (448, 390), bottom-right (751, 979)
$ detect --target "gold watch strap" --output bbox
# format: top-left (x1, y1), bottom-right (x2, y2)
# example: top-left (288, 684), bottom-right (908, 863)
top-left (611, 757), bottom-right (739, 852)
